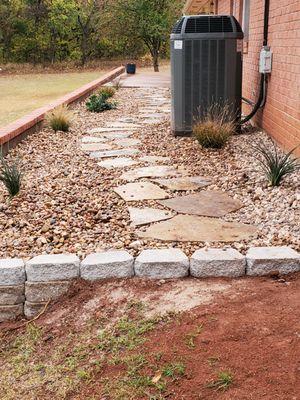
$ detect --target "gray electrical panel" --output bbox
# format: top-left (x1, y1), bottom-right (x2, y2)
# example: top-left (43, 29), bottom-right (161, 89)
top-left (171, 15), bottom-right (244, 136)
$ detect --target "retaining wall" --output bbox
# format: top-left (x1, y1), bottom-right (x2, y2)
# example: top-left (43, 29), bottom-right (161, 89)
top-left (0, 66), bottom-right (125, 155)
top-left (1, 246), bottom-right (299, 322)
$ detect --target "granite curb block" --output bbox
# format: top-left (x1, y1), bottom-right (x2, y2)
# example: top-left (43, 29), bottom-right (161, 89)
top-left (134, 249), bottom-right (190, 279)
top-left (81, 251), bottom-right (134, 280)
top-left (1, 246), bottom-right (300, 322)
top-left (246, 246), bottom-right (300, 276)
top-left (26, 254), bottom-right (80, 282)
top-left (190, 248), bottom-right (246, 278)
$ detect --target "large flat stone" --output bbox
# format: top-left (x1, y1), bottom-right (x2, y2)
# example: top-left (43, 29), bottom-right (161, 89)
top-left (153, 176), bottom-right (211, 191)
top-left (140, 155), bottom-right (171, 163)
top-left (81, 143), bottom-right (112, 152)
top-left (0, 259), bottom-right (25, 286)
top-left (90, 149), bottom-right (139, 159)
top-left (114, 182), bottom-right (168, 201)
top-left (137, 215), bottom-right (257, 242)
top-left (107, 122), bottom-right (141, 129)
top-left (113, 138), bottom-right (141, 147)
top-left (81, 136), bottom-right (107, 143)
top-left (98, 157), bottom-right (138, 169)
top-left (190, 248), bottom-right (245, 278)
top-left (246, 246), bottom-right (300, 276)
top-left (93, 132), bottom-right (133, 139)
top-left (26, 254), bottom-right (80, 282)
top-left (0, 304), bottom-right (23, 322)
top-left (81, 251), bottom-right (134, 280)
top-left (128, 207), bottom-right (174, 226)
top-left (25, 281), bottom-right (72, 302)
top-left (88, 127), bottom-right (138, 133)
top-left (0, 285), bottom-right (25, 305)
top-left (159, 191), bottom-right (243, 217)
top-left (120, 166), bottom-right (180, 182)
top-left (134, 249), bottom-right (189, 279)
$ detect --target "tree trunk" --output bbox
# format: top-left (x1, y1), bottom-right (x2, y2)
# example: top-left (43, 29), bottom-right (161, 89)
top-left (152, 52), bottom-right (159, 72)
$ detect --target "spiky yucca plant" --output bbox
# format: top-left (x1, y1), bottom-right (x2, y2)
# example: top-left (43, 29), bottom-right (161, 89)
top-left (46, 104), bottom-right (73, 132)
top-left (193, 103), bottom-right (235, 149)
top-left (0, 152), bottom-right (22, 198)
top-left (253, 141), bottom-right (299, 186)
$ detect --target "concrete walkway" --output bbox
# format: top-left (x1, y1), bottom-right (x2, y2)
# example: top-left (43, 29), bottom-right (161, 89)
top-left (120, 67), bottom-right (170, 88)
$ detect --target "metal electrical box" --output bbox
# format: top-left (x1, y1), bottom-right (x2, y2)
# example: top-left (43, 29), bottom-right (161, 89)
top-left (171, 15), bottom-right (244, 136)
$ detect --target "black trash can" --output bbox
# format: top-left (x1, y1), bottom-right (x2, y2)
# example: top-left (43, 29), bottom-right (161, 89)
top-left (126, 63), bottom-right (136, 74)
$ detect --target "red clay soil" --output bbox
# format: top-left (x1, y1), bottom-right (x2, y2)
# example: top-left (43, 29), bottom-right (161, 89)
top-left (1, 274), bottom-right (300, 400)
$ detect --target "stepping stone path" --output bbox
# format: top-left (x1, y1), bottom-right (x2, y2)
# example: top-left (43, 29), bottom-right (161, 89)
top-left (90, 149), bottom-right (140, 159)
top-left (81, 143), bottom-right (112, 152)
top-left (137, 215), bottom-right (257, 242)
top-left (98, 158), bottom-right (138, 169)
top-left (114, 182), bottom-right (168, 201)
top-left (78, 86), bottom-right (256, 245)
top-left (120, 165), bottom-right (180, 182)
top-left (159, 191), bottom-right (243, 217)
top-left (153, 176), bottom-right (211, 191)
top-left (128, 207), bottom-right (174, 226)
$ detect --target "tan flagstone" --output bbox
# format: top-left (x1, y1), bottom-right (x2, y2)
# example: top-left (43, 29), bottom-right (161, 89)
top-left (140, 155), bottom-right (171, 163)
top-left (90, 149), bottom-right (140, 159)
top-left (113, 138), bottom-right (141, 147)
top-left (81, 143), bottom-right (112, 152)
top-left (153, 176), bottom-right (211, 191)
top-left (120, 166), bottom-right (180, 182)
top-left (98, 157), bottom-right (138, 169)
top-left (81, 136), bottom-right (107, 143)
top-left (137, 215), bottom-right (257, 242)
top-left (159, 191), bottom-right (243, 217)
top-left (128, 207), bottom-right (174, 226)
top-left (114, 182), bottom-right (168, 201)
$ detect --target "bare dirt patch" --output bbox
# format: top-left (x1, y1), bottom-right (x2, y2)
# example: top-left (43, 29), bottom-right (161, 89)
top-left (1, 274), bottom-right (299, 399)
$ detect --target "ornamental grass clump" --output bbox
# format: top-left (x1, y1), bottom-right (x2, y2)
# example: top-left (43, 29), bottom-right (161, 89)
top-left (193, 104), bottom-right (235, 149)
top-left (0, 152), bottom-right (22, 198)
top-left (253, 141), bottom-right (299, 186)
top-left (98, 86), bottom-right (116, 99)
top-left (46, 104), bottom-right (73, 132)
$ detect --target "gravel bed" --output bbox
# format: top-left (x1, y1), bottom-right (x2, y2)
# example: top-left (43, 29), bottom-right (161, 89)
top-left (0, 87), bottom-right (299, 259)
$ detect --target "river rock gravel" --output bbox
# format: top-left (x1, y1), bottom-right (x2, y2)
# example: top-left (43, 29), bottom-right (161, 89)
top-left (0, 86), bottom-right (299, 259)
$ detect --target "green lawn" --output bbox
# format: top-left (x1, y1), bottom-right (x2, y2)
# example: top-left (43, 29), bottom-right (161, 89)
top-left (0, 70), bottom-right (108, 127)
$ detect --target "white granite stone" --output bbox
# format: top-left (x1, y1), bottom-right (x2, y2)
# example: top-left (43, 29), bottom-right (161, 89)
top-left (134, 249), bottom-right (189, 279)
top-left (81, 251), bottom-right (134, 280)
top-left (190, 248), bottom-right (245, 278)
top-left (246, 246), bottom-right (300, 276)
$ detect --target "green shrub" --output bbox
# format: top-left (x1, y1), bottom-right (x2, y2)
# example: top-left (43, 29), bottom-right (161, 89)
top-left (46, 105), bottom-right (73, 132)
top-left (193, 104), bottom-right (235, 149)
top-left (98, 86), bottom-right (116, 99)
top-left (86, 93), bottom-right (117, 113)
top-left (253, 141), bottom-right (299, 186)
top-left (0, 152), bottom-right (22, 198)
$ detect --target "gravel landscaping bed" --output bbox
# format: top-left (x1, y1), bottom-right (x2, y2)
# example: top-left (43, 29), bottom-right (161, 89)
top-left (0, 87), bottom-right (299, 259)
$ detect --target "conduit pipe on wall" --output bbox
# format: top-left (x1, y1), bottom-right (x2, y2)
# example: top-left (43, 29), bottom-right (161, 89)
top-left (240, 0), bottom-right (270, 125)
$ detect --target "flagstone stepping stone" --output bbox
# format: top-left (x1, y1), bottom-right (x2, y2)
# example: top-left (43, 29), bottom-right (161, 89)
top-left (97, 132), bottom-right (133, 139)
top-left (139, 113), bottom-right (166, 119)
top-left (142, 118), bottom-right (165, 125)
top-left (113, 138), bottom-right (141, 147)
top-left (140, 155), bottom-right (171, 163)
top-left (107, 122), bottom-right (142, 129)
top-left (137, 215), bottom-right (257, 242)
top-left (90, 149), bottom-right (140, 159)
top-left (88, 127), bottom-right (138, 134)
top-left (128, 207), bottom-right (174, 226)
top-left (114, 182), bottom-right (168, 201)
top-left (159, 191), bottom-right (243, 218)
top-left (81, 136), bottom-right (107, 143)
top-left (153, 176), bottom-right (211, 191)
top-left (120, 166), bottom-right (180, 182)
top-left (81, 143), bottom-right (112, 152)
top-left (98, 157), bottom-right (138, 169)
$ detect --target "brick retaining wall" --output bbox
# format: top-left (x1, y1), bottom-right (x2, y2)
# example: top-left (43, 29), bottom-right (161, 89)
top-left (0, 66), bottom-right (125, 155)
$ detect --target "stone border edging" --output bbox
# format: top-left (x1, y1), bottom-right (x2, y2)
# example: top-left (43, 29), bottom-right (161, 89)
top-left (0, 66), bottom-right (125, 155)
top-left (0, 246), bottom-right (299, 322)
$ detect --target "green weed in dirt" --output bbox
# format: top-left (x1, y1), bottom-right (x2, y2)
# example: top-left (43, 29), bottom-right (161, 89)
top-left (207, 370), bottom-right (234, 391)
